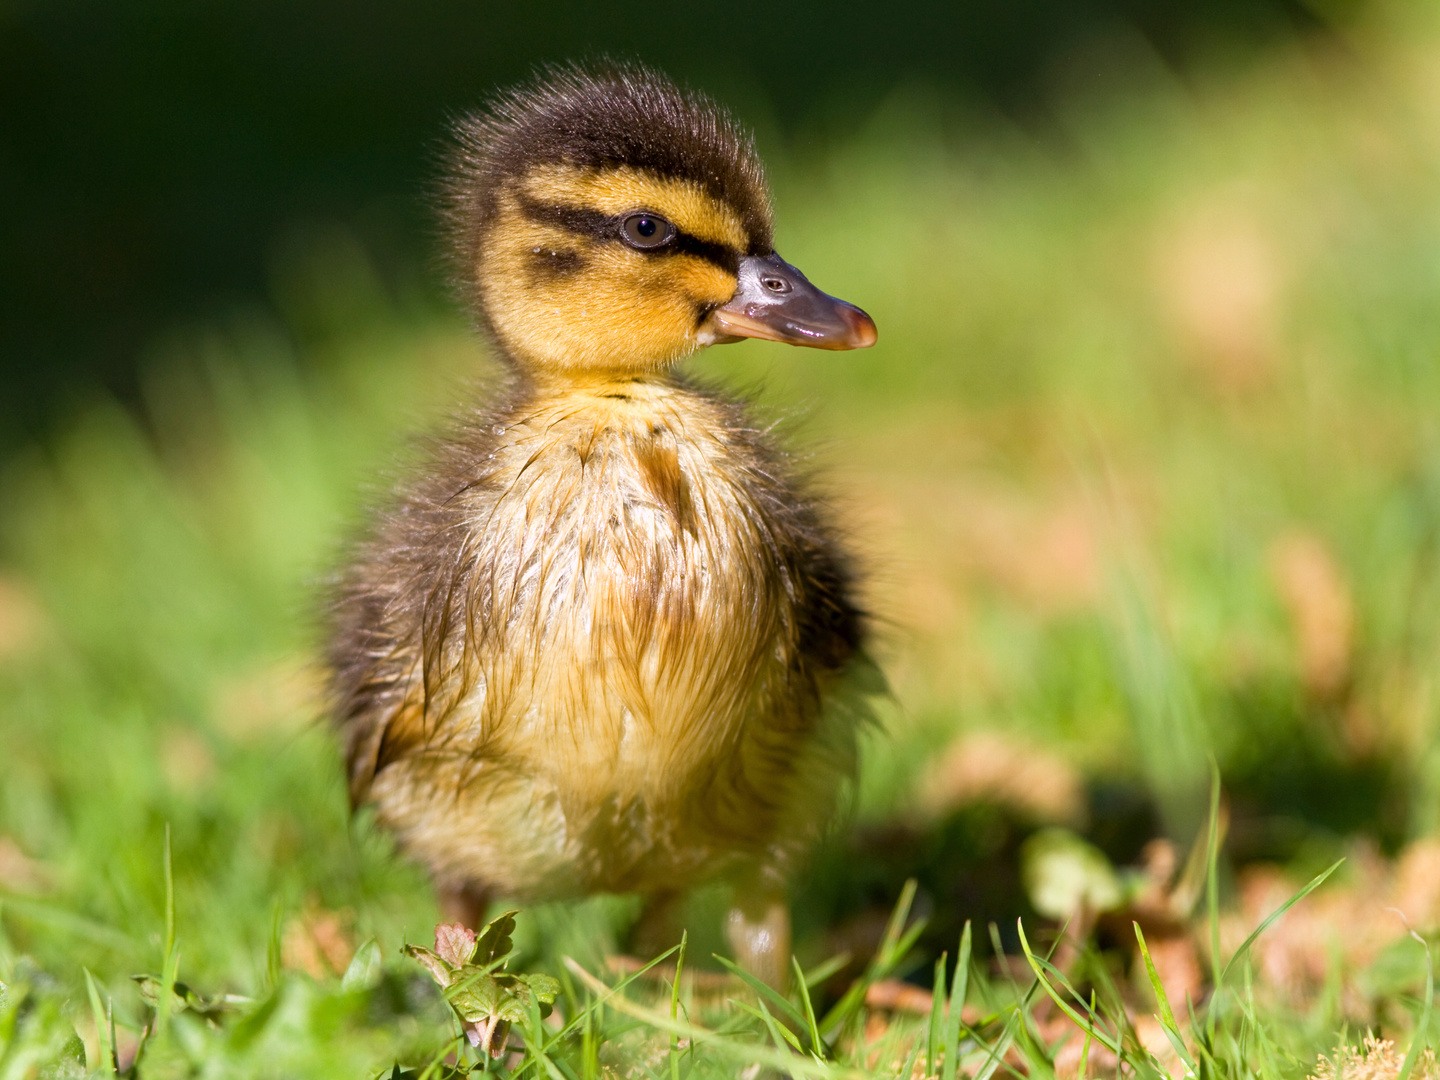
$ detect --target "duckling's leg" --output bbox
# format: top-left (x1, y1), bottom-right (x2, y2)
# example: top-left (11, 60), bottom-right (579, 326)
top-left (438, 881), bottom-right (493, 930)
top-left (725, 882), bottom-right (791, 992)
top-left (629, 889), bottom-right (685, 962)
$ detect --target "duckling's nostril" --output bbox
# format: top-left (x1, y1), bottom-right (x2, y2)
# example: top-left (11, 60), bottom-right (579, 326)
top-left (761, 276), bottom-right (790, 294)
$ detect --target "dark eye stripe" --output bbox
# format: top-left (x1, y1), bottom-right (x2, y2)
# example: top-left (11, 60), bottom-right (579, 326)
top-left (518, 197), bottom-right (611, 238)
top-left (516, 196), bottom-right (739, 275)
top-left (673, 233), bottom-right (739, 275)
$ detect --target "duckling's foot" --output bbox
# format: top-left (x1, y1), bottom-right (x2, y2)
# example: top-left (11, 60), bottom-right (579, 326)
top-left (437, 880), bottom-right (493, 931)
top-left (725, 891), bottom-right (791, 992)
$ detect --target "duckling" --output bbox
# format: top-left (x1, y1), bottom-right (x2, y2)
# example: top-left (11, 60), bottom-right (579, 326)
top-left (327, 64), bottom-right (877, 988)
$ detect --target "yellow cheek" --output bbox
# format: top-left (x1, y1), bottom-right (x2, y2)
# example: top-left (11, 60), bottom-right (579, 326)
top-left (484, 243), bottom-right (737, 373)
top-left (477, 188), bottom-right (742, 375)
top-left (667, 258), bottom-right (736, 308)
top-left (593, 254), bottom-right (738, 361)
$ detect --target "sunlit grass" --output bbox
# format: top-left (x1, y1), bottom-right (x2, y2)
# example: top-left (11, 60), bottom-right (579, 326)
top-left (5, 7), bottom-right (1440, 1076)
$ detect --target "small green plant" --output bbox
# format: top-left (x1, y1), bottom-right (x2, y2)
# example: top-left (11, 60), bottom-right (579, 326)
top-left (404, 913), bottom-right (559, 1060)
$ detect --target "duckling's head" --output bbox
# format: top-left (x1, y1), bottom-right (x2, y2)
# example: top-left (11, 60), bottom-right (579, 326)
top-left (445, 64), bottom-right (875, 379)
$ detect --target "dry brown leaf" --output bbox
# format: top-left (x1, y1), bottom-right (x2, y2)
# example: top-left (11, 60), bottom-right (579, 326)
top-left (1223, 844), bottom-right (1423, 1014)
top-left (212, 659), bottom-right (322, 740)
top-left (281, 905), bottom-right (355, 979)
top-left (864, 978), bottom-right (934, 1015)
top-left (1154, 198), bottom-right (1285, 393)
top-left (947, 496), bottom-right (1101, 616)
top-left (861, 1010), bottom-right (889, 1046)
top-left (858, 1010), bottom-right (894, 1072)
top-left (1392, 836), bottom-right (1440, 931)
top-left (0, 835), bottom-right (53, 894)
top-left (919, 729), bottom-right (1085, 824)
top-left (1269, 531), bottom-right (1355, 705)
top-left (0, 574), bottom-right (47, 661)
top-left (160, 726), bottom-right (216, 795)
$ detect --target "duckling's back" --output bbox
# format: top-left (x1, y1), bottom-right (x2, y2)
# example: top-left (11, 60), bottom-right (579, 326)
top-left (330, 376), bottom-right (863, 900)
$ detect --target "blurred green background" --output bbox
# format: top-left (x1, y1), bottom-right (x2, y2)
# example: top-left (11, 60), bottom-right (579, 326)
top-left (2, 0), bottom-right (1330, 449)
top-left (5, 0), bottom-right (1440, 1073)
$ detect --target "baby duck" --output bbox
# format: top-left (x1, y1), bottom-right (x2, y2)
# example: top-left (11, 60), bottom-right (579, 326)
top-left (327, 64), bottom-right (876, 987)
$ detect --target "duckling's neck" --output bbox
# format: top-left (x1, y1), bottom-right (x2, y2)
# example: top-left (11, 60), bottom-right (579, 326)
top-left (527, 367), bottom-right (680, 406)
top-left (518, 367), bottom-right (717, 452)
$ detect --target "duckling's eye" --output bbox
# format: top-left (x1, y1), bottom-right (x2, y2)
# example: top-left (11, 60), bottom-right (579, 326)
top-left (621, 212), bottom-right (676, 251)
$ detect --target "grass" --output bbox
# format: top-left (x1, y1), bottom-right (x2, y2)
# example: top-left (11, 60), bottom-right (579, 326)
top-left (5, 5), bottom-right (1440, 1077)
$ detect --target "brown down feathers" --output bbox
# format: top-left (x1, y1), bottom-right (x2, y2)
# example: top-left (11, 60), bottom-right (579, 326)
top-left (325, 63), bottom-right (868, 904)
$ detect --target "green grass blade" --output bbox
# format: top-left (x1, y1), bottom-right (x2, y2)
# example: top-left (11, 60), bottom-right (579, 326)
top-left (523, 991), bottom-right (557, 1079)
top-left (791, 955), bottom-right (825, 1061)
top-left (1, 898), bottom-right (134, 954)
top-left (564, 957), bottom-right (863, 1080)
top-left (712, 954), bottom-right (806, 1029)
top-left (989, 922), bottom-right (1019, 996)
top-left (107, 995), bottom-right (119, 1076)
top-left (669, 931), bottom-right (686, 1080)
top-left (83, 969), bottom-right (114, 1076)
top-left (1397, 932), bottom-right (1434, 1080)
top-left (927, 951), bottom-right (947, 1079)
top-left (162, 823), bottom-right (175, 966)
top-left (149, 824), bottom-right (181, 1049)
top-left (1204, 761), bottom-right (1224, 1044)
top-left (1026, 950), bottom-right (1089, 1009)
top-left (1016, 921), bottom-right (1123, 1058)
top-left (817, 879), bottom-right (925, 1039)
top-left (972, 1012), bottom-right (1020, 1080)
top-left (155, 941), bottom-right (180, 1039)
top-left (801, 952), bottom-right (851, 990)
top-left (1217, 858), bottom-right (1344, 988)
top-left (1133, 922), bottom-right (1198, 1076)
top-left (941, 921), bottom-right (972, 1080)
top-left (878, 879), bottom-right (919, 963)
top-left (815, 914), bottom-right (930, 1040)
top-left (548, 945), bottom-right (681, 1045)
top-left (754, 993), bottom-right (804, 1071)
top-left (581, 982), bottom-right (598, 1080)
top-left (228, 986), bottom-right (283, 1053)
top-left (415, 1035), bottom-right (465, 1080)
top-left (265, 900), bottom-right (283, 991)
top-left (1014, 1002), bottom-right (1059, 1080)
top-left (897, 1030), bottom-right (925, 1080)
top-left (1205, 763), bottom-right (1222, 989)
top-left (1077, 991), bottom-right (1095, 1080)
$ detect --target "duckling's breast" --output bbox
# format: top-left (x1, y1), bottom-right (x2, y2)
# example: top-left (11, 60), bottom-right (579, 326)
top-left (357, 380), bottom-right (852, 898)
top-left (475, 386), bottom-right (788, 798)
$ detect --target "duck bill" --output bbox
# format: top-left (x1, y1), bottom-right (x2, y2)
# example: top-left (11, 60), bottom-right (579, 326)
top-left (701, 253), bottom-right (877, 351)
